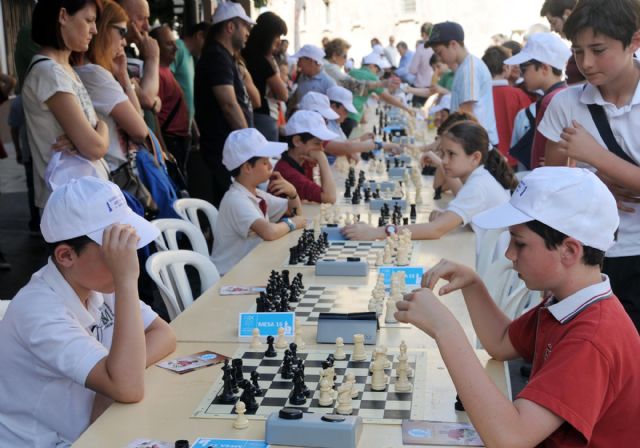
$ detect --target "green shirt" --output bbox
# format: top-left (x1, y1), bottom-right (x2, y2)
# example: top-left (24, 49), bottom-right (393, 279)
top-left (170, 39), bottom-right (195, 125)
top-left (14, 25), bottom-right (40, 94)
top-left (438, 70), bottom-right (454, 91)
top-left (348, 67), bottom-right (383, 122)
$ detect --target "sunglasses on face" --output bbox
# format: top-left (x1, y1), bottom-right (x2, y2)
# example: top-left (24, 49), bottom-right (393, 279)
top-left (112, 25), bottom-right (127, 39)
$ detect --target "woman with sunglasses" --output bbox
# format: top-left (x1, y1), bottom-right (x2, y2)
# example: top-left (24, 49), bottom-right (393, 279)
top-left (74, 0), bottom-right (149, 172)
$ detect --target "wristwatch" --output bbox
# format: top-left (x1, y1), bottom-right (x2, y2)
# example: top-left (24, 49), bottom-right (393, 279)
top-left (384, 224), bottom-right (398, 236)
top-left (282, 217), bottom-right (296, 232)
top-left (374, 140), bottom-right (384, 151)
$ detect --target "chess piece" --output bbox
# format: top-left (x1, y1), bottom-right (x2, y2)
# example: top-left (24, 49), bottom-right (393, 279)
top-left (281, 351), bottom-right (294, 379)
top-left (294, 318), bottom-right (306, 350)
top-left (239, 379), bottom-right (258, 411)
top-left (410, 204), bottom-right (417, 221)
top-left (375, 250), bottom-right (383, 266)
top-left (264, 335), bottom-right (277, 357)
top-left (344, 371), bottom-right (359, 398)
top-left (250, 328), bottom-right (263, 350)
top-left (289, 368), bottom-right (307, 405)
top-left (351, 334), bottom-right (368, 361)
top-left (400, 340), bottom-right (414, 377)
top-left (383, 246), bottom-right (392, 265)
top-left (251, 370), bottom-right (263, 396)
top-left (232, 358), bottom-right (245, 383)
top-left (455, 394), bottom-right (465, 411)
top-left (275, 326), bottom-right (288, 349)
top-left (370, 347), bottom-right (389, 391)
top-left (318, 378), bottom-right (334, 406)
top-left (220, 360), bottom-right (236, 403)
top-left (233, 401), bottom-right (249, 429)
top-left (335, 383), bottom-right (354, 415)
top-left (334, 337), bottom-right (346, 360)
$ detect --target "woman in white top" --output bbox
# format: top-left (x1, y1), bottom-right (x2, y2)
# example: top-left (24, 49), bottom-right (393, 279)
top-left (23, 0), bottom-right (110, 208)
top-left (74, 0), bottom-right (148, 172)
top-left (343, 121), bottom-right (515, 241)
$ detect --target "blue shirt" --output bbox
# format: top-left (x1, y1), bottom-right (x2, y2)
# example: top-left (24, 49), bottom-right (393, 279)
top-left (450, 53), bottom-right (499, 146)
top-left (396, 50), bottom-right (415, 84)
top-left (295, 69), bottom-right (337, 102)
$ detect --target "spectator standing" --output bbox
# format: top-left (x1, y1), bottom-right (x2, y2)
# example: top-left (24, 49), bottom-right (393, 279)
top-left (409, 23), bottom-right (435, 107)
top-left (194, 2), bottom-right (255, 207)
top-left (289, 45), bottom-right (336, 110)
top-left (384, 36), bottom-right (400, 67)
top-left (242, 12), bottom-right (289, 141)
top-left (395, 41), bottom-right (415, 84)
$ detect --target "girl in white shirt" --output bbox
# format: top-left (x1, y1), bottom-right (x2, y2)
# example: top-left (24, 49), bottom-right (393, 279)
top-left (343, 121), bottom-right (515, 240)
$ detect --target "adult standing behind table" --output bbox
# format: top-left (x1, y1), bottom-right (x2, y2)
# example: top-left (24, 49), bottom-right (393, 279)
top-left (395, 41), bottom-right (416, 85)
top-left (289, 44), bottom-right (336, 112)
top-left (241, 11), bottom-right (289, 141)
top-left (74, 0), bottom-right (148, 173)
top-left (409, 22), bottom-right (435, 107)
top-left (23, 0), bottom-right (110, 210)
top-left (194, 2), bottom-right (255, 207)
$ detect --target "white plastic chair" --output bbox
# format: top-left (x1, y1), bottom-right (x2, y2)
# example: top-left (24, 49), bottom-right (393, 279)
top-left (152, 218), bottom-right (209, 257)
top-left (145, 250), bottom-right (221, 320)
top-left (173, 198), bottom-right (219, 253)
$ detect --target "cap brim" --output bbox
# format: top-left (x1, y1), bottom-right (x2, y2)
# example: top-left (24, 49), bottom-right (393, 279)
top-left (308, 127), bottom-right (339, 141)
top-left (317, 107), bottom-right (340, 120)
top-left (472, 202), bottom-right (533, 230)
top-left (344, 102), bottom-right (357, 114)
top-left (87, 209), bottom-right (160, 249)
top-left (504, 52), bottom-right (533, 66)
top-left (254, 141), bottom-right (288, 158)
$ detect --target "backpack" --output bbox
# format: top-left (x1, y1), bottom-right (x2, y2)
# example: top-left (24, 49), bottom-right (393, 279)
top-left (508, 106), bottom-right (536, 170)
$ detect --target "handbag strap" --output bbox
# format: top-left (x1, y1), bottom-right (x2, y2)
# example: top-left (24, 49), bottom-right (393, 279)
top-left (586, 103), bottom-right (637, 166)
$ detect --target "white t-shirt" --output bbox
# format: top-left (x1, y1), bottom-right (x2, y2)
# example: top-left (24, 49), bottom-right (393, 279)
top-left (327, 119), bottom-right (347, 141)
top-left (447, 166), bottom-right (511, 254)
top-left (75, 64), bottom-right (130, 171)
top-left (211, 182), bottom-right (288, 275)
top-left (0, 258), bottom-right (158, 447)
top-left (450, 54), bottom-right (499, 146)
top-left (22, 56), bottom-right (108, 208)
top-left (538, 82), bottom-right (640, 257)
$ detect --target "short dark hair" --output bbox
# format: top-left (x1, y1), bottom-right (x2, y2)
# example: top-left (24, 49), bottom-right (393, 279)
top-left (527, 59), bottom-right (563, 77)
top-left (324, 38), bottom-right (351, 59)
top-left (429, 53), bottom-right (442, 67)
top-left (46, 235), bottom-right (94, 257)
top-left (396, 41), bottom-right (408, 51)
top-left (229, 156), bottom-right (262, 178)
top-left (525, 220), bottom-right (605, 266)
top-left (564, 0), bottom-right (640, 48)
top-left (540, 0), bottom-right (577, 18)
top-left (242, 11), bottom-right (287, 59)
top-left (184, 21), bottom-right (211, 38)
top-left (502, 40), bottom-right (522, 56)
top-left (32, 0), bottom-right (101, 49)
top-left (285, 132), bottom-right (315, 148)
top-left (482, 46), bottom-right (511, 77)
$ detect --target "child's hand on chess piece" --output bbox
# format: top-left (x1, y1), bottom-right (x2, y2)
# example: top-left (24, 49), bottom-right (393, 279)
top-left (421, 259), bottom-right (480, 296)
top-left (395, 288), bottom-right (457, 339)
top-left (341, 222), bottom-right (385, 241)
top-left (268, 172), bottom-right (298, 199)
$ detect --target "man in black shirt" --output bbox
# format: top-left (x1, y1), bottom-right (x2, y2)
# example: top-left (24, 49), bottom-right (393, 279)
top-left (195, 2), bottom-right (255, 207)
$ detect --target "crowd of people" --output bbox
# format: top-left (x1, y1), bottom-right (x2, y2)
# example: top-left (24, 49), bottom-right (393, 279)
top-left (0, 0), bottom-right (639, 446)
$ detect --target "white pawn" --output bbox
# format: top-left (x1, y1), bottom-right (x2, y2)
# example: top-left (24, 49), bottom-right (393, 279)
top-left (383, 246), bottom-right (392, 265)
top-left (233, 401), bottom-right (249, 429)
top-left (336, 383), bottom-right (354, 415)
top-left (294, 318), bottom-right (306, 350)
top-left (394, 361), bottom-right (412, 392)
top-left (385, 297), bottom-right (398, 323)
top-left (351, 333), bottom-right (368, 361)
top-left (275, 326), bottom-right (288, 349)
top-left (249, 328), bottom-right (263, 350)
top-left (334, 337), bottom-right (346, 360)
top-left (318, 378), bottom-right (334, 406)
top-left (370, 348), bottom-right (389, 391)
top-left (345, 372), bottom-right (359, 398)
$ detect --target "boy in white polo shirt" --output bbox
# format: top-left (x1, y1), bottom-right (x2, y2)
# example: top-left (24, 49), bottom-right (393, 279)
top-left (428, 21), bottom-right (499, 147)
top-left (0, 177), bottom-right (176, 447)
top-left (211, 128), bottom-right (306, 275)
top-left (397, 167), bottom-right (640, 446)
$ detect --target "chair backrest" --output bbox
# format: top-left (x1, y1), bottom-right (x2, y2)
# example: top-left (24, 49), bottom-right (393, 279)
top-left (152, 218), bottom-right (209, 257)
top-left (173, 198), bottom-right (219, 235)
top-left (145, 250), bottom-right (220, 320)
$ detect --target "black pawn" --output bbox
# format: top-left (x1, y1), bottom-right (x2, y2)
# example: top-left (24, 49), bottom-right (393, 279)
top-left (455, 394), bottom-right (465, 411)
top-left (410, 203), bottom-right (417, 220)
top-left (232, 358), bottom-right (244, 383)
top-left (264, 335), bottom-right (277, 358)
top-left (220, 360), bottom-right (236, 402)
top-left (289, 368), bottom-right (307, 405)
top-left (251, 370), bottom-right (262, 397)
top-left (239, 379), bottom-right (259, 411)
top-left (434, 186), bottom-right (443, 200)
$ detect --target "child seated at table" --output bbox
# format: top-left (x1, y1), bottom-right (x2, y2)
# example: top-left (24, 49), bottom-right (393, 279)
top-left (342, 120), bottom-right (515, 242)
top-left (0, 177), bottom-right (176, 447)
top-left (272, 110), bottom-right (338, 204)
top-left (396, 167), bottom-right (640, 446)
top-left (212, 128), bottom-right (306, 275)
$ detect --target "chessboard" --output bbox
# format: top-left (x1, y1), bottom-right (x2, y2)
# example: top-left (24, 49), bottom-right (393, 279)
top-left (251, 285), bottom-right (410, 328)
top-left (193, 347), bottom-right (428, 424)
top-left (284, 240), bottom-right (414, 268)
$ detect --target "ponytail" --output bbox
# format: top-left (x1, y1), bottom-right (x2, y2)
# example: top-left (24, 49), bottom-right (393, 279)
top-left (485, 149), bottom-right (518, 192)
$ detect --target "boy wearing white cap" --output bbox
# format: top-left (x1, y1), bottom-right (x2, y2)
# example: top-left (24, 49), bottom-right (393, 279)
top-left (0, 177), bottom-right (176, 447)
top-left (273, 110), bottom-right (338, 204)
top-left (396, 167), bottom-right (640, 446)
top-left (290, 44), bottom-right (336, 108)
top-left (503, 32), bottom-right (571, 169)
top-left (212, 129), bottom-right (305, 274)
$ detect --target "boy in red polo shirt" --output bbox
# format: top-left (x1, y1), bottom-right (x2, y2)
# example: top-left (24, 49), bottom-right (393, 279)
top-left (396, 167), bottom-right (640, 447)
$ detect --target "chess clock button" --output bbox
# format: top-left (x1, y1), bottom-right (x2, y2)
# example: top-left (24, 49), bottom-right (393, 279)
top-left (321, 415), bottom-right (346, 423)
top-left (279, 407), bottom-right (303, 419)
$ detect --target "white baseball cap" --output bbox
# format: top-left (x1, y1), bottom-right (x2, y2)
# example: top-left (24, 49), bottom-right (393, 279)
top-left (292, 44), bottom-right (325, 65)
top-left (41, 177), bottom-right (159, 248)
top-left (363, 52), bottom-right (389, 70)
top-left (473, 167), bottom-right (619, 252)
top-left (284, 110), bottom-right (338, 140)
top-left (298, 92), bottom-right (340, 120)
top-left (222, 128), bottom-right (287, 171)
top-left (45, 152), bottom-right (100, 191)
top-left (504, 32), bottom-right (571, 71)
top-left (430, 93), bottom-right (451, 114)
top-left (211, 1), bottom-right (256, 25)
top-left (327, 86), bottom-right (357, 114)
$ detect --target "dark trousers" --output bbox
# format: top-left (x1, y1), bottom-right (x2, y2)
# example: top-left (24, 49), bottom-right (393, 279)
top-left (162, 134), bottom-right (190, 175)
top-left (603, 255), bottom-right (640, 333)
top-left (341, 117), bottom-right (358, 138)
top-left (24, 161), bottom-right (39, 230)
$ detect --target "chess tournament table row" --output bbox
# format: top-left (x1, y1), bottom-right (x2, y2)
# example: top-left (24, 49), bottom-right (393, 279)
top-left (72, 342), bottom-right (510, 448)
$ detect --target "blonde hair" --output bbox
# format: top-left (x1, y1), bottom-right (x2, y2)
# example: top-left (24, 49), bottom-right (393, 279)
top-left (87, 0), bottom-right (129, 71)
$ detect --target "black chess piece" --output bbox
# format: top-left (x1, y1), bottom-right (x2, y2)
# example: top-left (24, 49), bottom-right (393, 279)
top-left (289, 342), bottom-right (298, 359)
top-left (281, 350), bottom-right (294, 379)
top-left (251, 370), bottom-right (263, 396)
top-left (220, 360), bottom-right (236, 402)
top-left (232, 358), bottom-right (244, 383)
top-left (282, 269), bottom-right (291, 288)
top-left (296, 359), bottom-right (311, 397)
top-left (239, 379), bottom-right (259, 411)
top-left (264, 335), bottom-right (277, 357)
top-left (410, 203), bottom-right (417, 221)
top-left (385, 159), bottom-right (390, 172)
top-left (454, 394), bottom-right (465, 411)
top-left (403, 217), bottom-right (409, 225)
top-left (394, 158), bottom-right (400, 168)
top-left (344, 183), bottom-right (351, 198)
top-left (434, 185), bottom-right (443, 200)
top-left (289, 368), bottom-right (307, 405)
top-left (295, 273), bottom-right (305, 290)
top-left (364, 188), bottom-right (371, 203)
top-left (288, 247), bottom-right (299, 265)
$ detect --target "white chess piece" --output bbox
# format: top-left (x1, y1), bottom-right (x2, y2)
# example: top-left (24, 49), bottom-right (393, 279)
top-left (233, 401), bottom-right (249, 429)
top-left (415, 187), bottom-right (423, 205)
top-left (294, 318), bottom-right (306, 350)
top-left (385, 296), bottom-right (398, 323)
top-left (383, 246), bottom-right (392, 265)
top-left (318, 378), bottom-right (334, 406)
top-left (375, 250), bottom-right (384, 266)
top-left (351, 334), bottom-right (368, 361)
top-left (335, 383), bottom-right (354, 415)
top-left (344, 372), bottom-right (359, 398)
top-left (400, 340), bottom-right (414, 377)
top-left (334, 337), bottom-right (346, 360)
top-left (249, 328), bottom-right (263, 350)
top-left (275, 326), bottom-right (288, 349)
top-left (370, 348), bottom-right (389, 391)
top-left (394, 360), bottom-right (412, 392)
